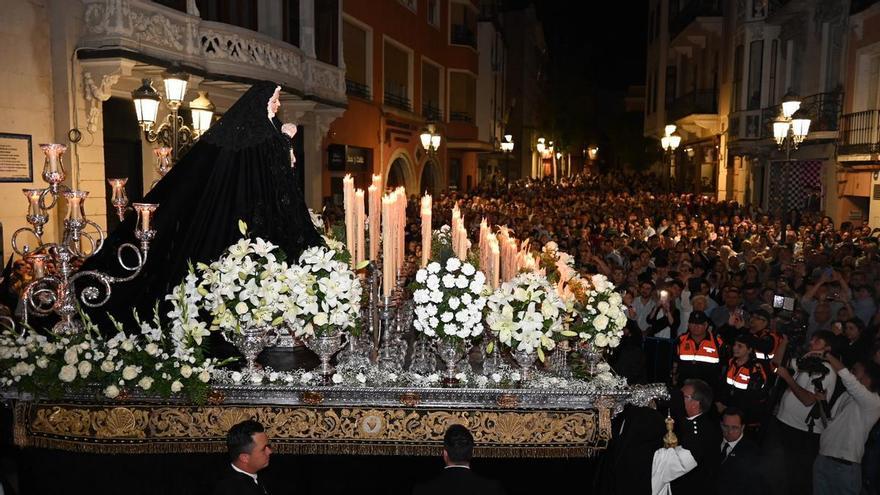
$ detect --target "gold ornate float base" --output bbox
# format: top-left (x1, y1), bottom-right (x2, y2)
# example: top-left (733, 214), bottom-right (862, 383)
top-left (13, 401), bottom-right (611, 457)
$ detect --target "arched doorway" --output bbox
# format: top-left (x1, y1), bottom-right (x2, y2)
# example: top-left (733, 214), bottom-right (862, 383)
top-left (388, 158), bottom-right (407, 189)
top-left (420, 159), bottom-right (440, 196)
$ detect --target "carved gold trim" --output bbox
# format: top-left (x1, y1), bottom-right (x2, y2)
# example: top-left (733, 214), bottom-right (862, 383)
top-left (398, 392), bottom-right (421, 407)
top-left (14, 401), bottom-right (608, 457)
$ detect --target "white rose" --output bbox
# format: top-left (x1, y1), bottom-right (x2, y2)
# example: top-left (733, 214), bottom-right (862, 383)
top-left (121, 340), bottom-right (134, 352)
top-left (301, 372), bottom-right (314, 383)
top-left (145, 343), bottom-right (160, 356)
top-left (58, 364), bottom-right (77, 383)
top-left (594, 333), bottom-right (609, 347)
top-left (77, 361), bottom-right (92, 378)
top-left (63, 347), bottom-right (79, 365)
top-left (41, 342), bottom-right (58, 355)
top-left (122, 365), bottom-right (139, 381)
top-left (593, 314), bottom-right (609, 331)
top-left (198, 371), bottom-right (211, 383)
top-left (234, 302), bottom-right (249, 315)
top-left (180, 364), bottom-right (193, 379)
top-left (36, 356), bottom-right (49, 369)
top-left (313, 312), bottom-right (329, 326)
top-left (171, 380), bottom-right (183, 392)
top-left (596, 301), bottom-right (610, 314)
top-left (331, 373), bottom-right (343, 384)
top-left (427, 262), bottom-right (441, 274)
top-left (104, 385), bottom-right (120, 399)
top-left (446, 257), bottom-right (462, 272)
top-left (101, 361), bottom-right (115, 373)
top-left (491, 373), bottom-right (502, 383)
top-left (608, 336), bottom-right (621, 348)
top-left (461, 263), bottom-right (476, 276)
top-left (415, 269), bottom-right (427, 284)
top-left (250, 374), bottom-right (263, 384)
top-left (138, 376), bottom-right (154, 390)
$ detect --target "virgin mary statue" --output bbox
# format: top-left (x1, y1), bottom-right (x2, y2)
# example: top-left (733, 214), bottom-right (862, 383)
top-left (84, 81), bottom-right (323, 325)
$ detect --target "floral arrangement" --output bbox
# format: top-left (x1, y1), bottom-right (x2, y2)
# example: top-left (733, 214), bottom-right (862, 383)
top-left (193, 221), bottom-right (297, 337)
top-left (411, 257), bottom-right (488, 341)
top-left (288, 245), bottom-right (362, 339)
top-left (486, 271), bottom-right (569, 361)
top-left (567, 274), bottom-right (628, 349)
top-left (0, 308), bottom-right (222, 402)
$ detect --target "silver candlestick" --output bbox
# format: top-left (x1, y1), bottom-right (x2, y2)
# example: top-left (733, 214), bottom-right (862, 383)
top-left (12, 143), bottom-right (157, 335)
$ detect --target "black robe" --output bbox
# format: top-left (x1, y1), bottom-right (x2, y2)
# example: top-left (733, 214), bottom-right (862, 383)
top-left (81, 81), bottom-right (322, 330)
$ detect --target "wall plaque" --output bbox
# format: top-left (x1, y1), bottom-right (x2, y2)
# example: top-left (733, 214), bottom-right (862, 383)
top-left (0, 133), bottom-right (33, 182)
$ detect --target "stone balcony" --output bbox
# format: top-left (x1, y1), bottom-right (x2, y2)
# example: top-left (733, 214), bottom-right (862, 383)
top-left (79, 0), bottom-right (346, 106)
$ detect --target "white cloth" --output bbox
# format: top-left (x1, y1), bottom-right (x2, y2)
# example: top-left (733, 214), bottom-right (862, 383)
top-left (231, 463), bottom-right (259, 485)
top-left (819, 368), bottom-right (880, 463)
top-left (651, 446), bottom-right (698, 495)
top-left (776, 358), bottom-right (837, 434)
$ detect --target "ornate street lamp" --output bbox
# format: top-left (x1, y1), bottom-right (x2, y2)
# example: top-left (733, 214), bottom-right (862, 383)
top-left (499, 133), bottom-right (514, 179)
top-left (772, 92), bottom-right (811, 160)
top-left (131, 66), bottom-right (214, 163)
top-left (420, 124), bottom-right (442, 154)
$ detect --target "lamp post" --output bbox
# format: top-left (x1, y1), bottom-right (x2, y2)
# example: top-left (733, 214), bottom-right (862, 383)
top-left (587, 146), bottom-right (598, 174)
top-left (772, 92), bottom-right (811, 161)
top-left (420, 123), bottom-right (442, 155)
top-left (131, 66), bottom-right (215, 163)
top-left (499, 133), bottom-right (514, 180)
top-left (661, 124), bottom-right (681, 188)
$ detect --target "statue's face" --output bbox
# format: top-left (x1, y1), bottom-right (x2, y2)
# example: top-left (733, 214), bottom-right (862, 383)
top-left (268, 87), bottom-right (281, 117)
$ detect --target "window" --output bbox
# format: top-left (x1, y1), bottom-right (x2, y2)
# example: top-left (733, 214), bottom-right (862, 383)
top-left (732, 44), bottom-right (744, 112)
top-left (450, 1), bottom-right (476, 48)
top-left (197, 0), bottom-right (257, 30)
top-left (427, 0), bottom-right (440, 27)
top-left (747, 40), bottom-right (763, 110)
top-left (422, 61), bottom-right (442, 120)
top-left (449, 71), bottom-right (476, 123)
top-left (315, 0), bottom-right (339, 65)
top-left (384, 40), bottom-right (411, 110)
top-left (344, 20), bottom-right (370, 99)
top-left (283, 0), bottom-right (300, 47)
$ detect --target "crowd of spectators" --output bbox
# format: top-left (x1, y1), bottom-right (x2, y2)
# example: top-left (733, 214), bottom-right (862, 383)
top-left (391, 173), bottom-right (880, 495)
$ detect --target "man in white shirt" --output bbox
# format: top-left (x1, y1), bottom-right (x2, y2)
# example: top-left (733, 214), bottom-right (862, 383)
top-left (770, 331), bottom-right (837, 495)
top-left (813, 353), bottom-right (880, 495)
top-left (634, 280), bottom-right (658, 333)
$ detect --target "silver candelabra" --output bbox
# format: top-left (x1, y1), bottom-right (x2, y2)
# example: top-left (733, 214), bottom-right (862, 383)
top-left (11, 143), bottom-right (158, 335)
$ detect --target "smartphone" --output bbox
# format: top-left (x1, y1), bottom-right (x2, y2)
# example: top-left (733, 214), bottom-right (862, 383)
top-left (659, 290), bottom-right (669, 303)
top-left (773, 295), bottom-right (795, 312)
top-left (773, 295), bottom-right (784, 308)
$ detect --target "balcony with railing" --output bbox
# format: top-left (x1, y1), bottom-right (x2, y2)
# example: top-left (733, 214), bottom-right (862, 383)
top-left (422, 103), bottom-right (443, 122)
top-left (668, 90), bottom-right (718, 121)
top-left (839, 110), bottom-right (880, 157)
top-left (345, 79), bottom-right (371, 100)
top-left (730, 91), bottom-right (843, 142)
top-left (451, 24), bottom-right (476, 48)
top-left (79, 0), bottom-right (346, 105)
top-left (668, 0), bottom-right (722, 39)
top-left (449, 111), bottom-right (473, 123)
top-left (384, 90), bottom-right (411, 112)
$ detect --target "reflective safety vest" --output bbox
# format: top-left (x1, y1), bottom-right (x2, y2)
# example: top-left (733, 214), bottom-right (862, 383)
top-left (725, 358), bottom-right (767, 390)
top-left (678, 332), bottom-right (723, 364)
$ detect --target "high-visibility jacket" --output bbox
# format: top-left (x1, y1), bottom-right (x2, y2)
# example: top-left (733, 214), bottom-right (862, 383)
top-left (725, 358), bottom-right (768, 390)
top-left (677, 331), bottom-right (723, 364)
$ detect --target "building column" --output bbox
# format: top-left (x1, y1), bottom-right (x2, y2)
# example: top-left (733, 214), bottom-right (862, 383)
top-left (257, 0), bottom-right (283, 39)
top-left (299, 108), bottom-right (343, 210)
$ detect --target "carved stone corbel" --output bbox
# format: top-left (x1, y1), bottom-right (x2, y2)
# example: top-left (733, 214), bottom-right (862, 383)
top-left (83, 71), bottom-right (120, 133)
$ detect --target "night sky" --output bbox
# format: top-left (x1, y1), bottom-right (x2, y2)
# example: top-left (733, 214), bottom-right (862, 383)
top-left (532, 0), bottom-right (648, 91)
top-left (502, 0), bottom-right (652, 169)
